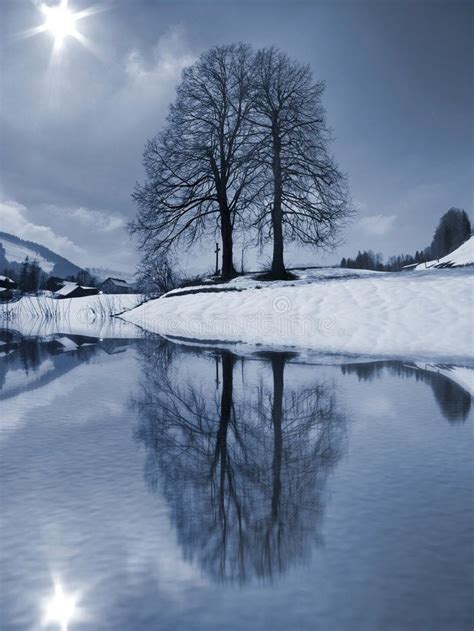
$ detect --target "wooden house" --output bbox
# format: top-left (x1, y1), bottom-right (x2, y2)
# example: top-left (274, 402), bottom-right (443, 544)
top-left (99, 277), bottom-right (136, 294)
top-left (0, 275), bottom-right (17, 290)
top-left (55, 282), bottom-right (99, 299)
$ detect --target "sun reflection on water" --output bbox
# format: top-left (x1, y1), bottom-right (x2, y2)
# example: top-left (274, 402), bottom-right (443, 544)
top-left (43, 580), bottom-right (81, 631)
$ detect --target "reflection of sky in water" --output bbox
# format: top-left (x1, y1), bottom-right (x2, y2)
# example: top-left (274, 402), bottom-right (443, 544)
top-left (0, 334), bottom-right (472, 631)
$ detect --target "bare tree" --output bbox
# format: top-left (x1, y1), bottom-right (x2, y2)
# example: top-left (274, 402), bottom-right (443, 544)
top-left (131, 44), bottom-right (256, 280)
top-left (250, 47), bottom-right (352, 279)
top-left (134, 251), bottom-right (177, 298)
top-left (133, 344), bottom-right (346, 583)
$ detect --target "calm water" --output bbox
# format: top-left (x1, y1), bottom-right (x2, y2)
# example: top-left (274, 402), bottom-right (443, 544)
top-left (0, 330), bottom-right (473, 631)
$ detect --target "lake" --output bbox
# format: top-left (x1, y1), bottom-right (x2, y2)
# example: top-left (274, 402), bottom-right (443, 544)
top-left (1, 329), bottom-right (472, 631)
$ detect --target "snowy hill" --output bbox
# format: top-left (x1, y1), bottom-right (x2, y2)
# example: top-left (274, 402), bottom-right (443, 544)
top-left (0, 231), bottom-right (82, 278)
top-left (121, 267), bottom-right (474, 361)
top-left (415, 235), bottom-right (474, 270)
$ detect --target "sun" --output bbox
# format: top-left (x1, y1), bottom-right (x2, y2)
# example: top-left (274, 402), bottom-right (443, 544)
top-left (43, 2), bottom-right (78, 50)
top-left (17, 0), bottom-right (106, 58)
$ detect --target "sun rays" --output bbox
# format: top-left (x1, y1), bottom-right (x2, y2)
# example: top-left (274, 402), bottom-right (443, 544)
top-left (18, 1), bottom-right (107, 57)
top-left (42, 1), bottom-right (79, 50)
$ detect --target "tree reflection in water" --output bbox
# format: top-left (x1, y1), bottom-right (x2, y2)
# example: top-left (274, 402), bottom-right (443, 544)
top-left (133, 344), bottom-right (346, 584)
top-left (340, 361), bottom-right (471, 423)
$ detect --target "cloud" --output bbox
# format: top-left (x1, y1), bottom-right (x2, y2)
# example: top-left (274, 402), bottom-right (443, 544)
top-left (67, 206), bottom-right (125, 232)
top-left (0, 26), bottom-right (195, 272)
top-left (0, 199), bottom-right (86, 259)
top-left (359, 214), bottom-right (396, 236)
top-left (1, 25), bottom-right (196, 206)
top-left (0, 199), bottom-right (137, 270)
top-left (108, 28), bottom-right (196, 139)
top-left (125, 28), bottom-right (196, 85)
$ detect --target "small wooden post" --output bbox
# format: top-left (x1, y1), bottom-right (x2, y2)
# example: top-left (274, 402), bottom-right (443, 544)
top-left (215, 242), bottom-right (220, 276)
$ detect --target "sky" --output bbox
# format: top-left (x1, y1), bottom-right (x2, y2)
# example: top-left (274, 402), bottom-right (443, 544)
top-left (0, 0), bottom-right (472, 273)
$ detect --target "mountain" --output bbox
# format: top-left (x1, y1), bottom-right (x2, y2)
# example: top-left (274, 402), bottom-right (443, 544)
top-left (415, 235), bottom-right (474, 269)
top-left (0, 231), bottom-right (83, 278)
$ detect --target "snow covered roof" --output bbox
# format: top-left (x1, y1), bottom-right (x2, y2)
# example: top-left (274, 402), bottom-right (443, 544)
top-left (55, 282), bottom-right (78, 296)
top-left (55, 282), bottom-right (96, 296)
top-left (0, 275), bottom-right (15, 283)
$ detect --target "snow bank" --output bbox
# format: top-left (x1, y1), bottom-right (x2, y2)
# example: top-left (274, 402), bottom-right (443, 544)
top-left (166, 266), bottom-right (382, 298)
top-left (1, 293), bottom-right (144, 338)
top-left (121, 268), bottom-right (474, 361)
top-left (415, 235), bottom-right (474, 270)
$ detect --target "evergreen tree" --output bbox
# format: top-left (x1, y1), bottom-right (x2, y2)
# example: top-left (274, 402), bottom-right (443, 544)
top-left (429, 208), bottom-right (471, 260)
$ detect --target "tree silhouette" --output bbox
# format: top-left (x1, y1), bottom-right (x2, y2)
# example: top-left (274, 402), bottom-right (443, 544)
top-left (131, 44), bottom-right (256, 280)
top-left (428, 208), bottom-right (471, 261)
top-left (133, 345), bottom-right (345, 583)
top-left (250, 47), bottom-right (352, 279)
top-left (18, 257), bottom-right (43, 292)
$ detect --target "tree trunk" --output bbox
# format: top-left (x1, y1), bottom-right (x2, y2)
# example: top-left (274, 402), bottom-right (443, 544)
top-left (215, 351), bottom-right (235, 515)
top-left (219, 351), bottom-right (234, 438)
top-left (211, 154), bottom-right (237, 281)
top-left (220, 204), bottom-right (236, 281)
top-left (270, 122), bottom-right (286, 280)
top-left (271, 355), bottom-right (284, 520)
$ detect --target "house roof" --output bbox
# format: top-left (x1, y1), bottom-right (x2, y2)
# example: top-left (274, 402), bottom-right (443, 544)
top-left (55, 282), bottom-right (78, 296)
top-left (55, 282), bottom-right (96, 296)
top-left (102, 277), bottom-right (129, 287)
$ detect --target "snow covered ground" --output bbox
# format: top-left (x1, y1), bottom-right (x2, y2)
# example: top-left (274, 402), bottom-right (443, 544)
top-left (121, 267), bottom-right (474, 362)
top-left (0, 293), bottom-right (144, 338)
top-left (165, 266), bottom-right (382, 297)
top-left (414, 235), bottom-right (473, 270)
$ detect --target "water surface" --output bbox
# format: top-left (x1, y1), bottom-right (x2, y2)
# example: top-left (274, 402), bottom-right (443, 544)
top-left (1, 330), bottom-right (472, 630)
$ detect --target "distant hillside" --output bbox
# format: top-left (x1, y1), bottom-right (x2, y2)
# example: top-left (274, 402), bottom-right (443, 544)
top-left (415, 235), bottom-right (474, 270)
top-left (0, 231), bottom-right (83, 278)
